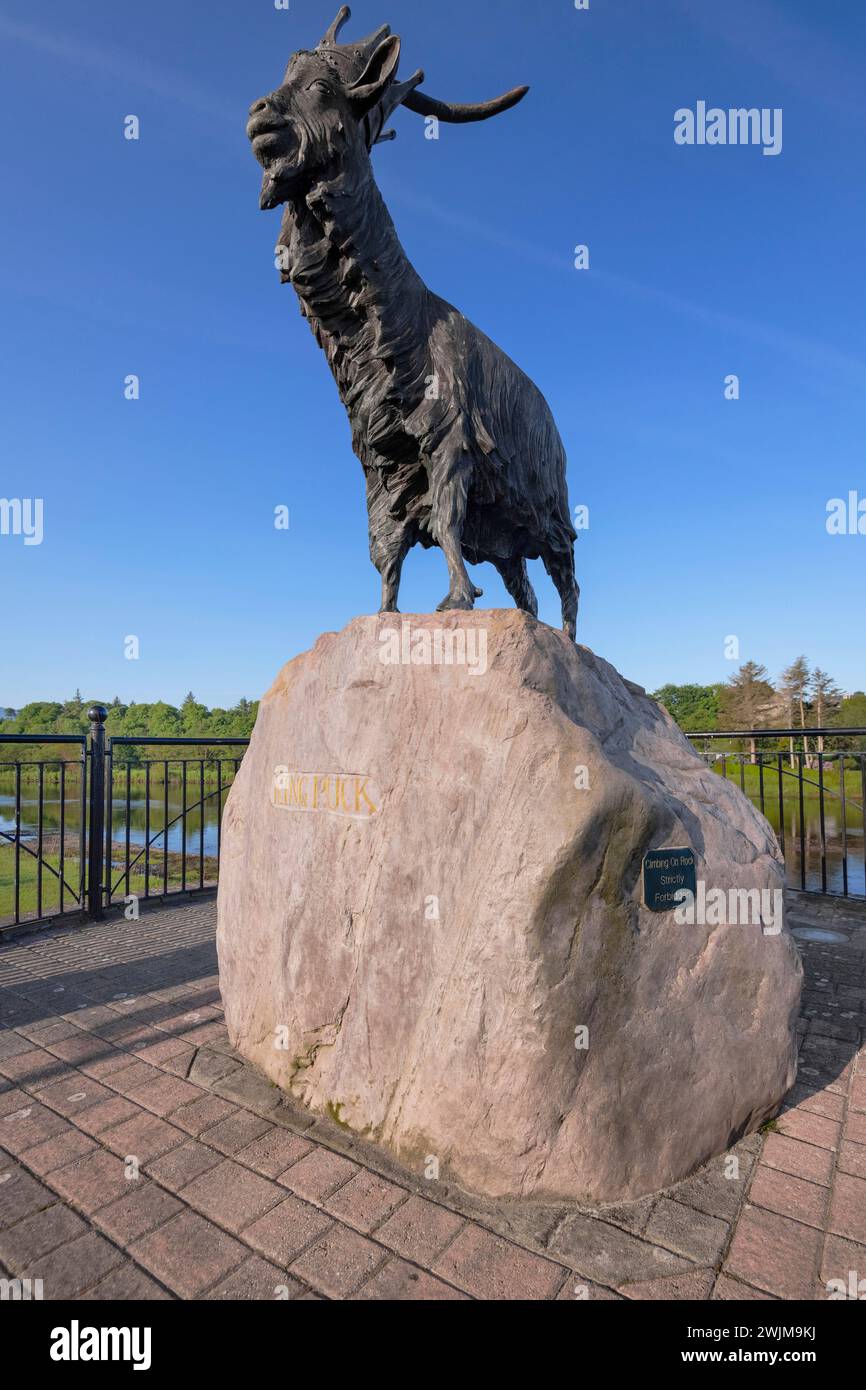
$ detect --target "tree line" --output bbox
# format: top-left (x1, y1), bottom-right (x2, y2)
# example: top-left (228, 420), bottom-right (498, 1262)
top-left (0, 691), bottom-right (258, 763)
top-left (653, 658), bottom-right (866, 750)
top-left (4, 667), bottom-right (864, 758)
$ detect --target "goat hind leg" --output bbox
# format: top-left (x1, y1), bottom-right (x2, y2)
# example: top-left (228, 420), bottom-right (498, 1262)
top-left (543, 545), bottom-right (580, 640)
top-left (496, 557), bottom-right (538, 617)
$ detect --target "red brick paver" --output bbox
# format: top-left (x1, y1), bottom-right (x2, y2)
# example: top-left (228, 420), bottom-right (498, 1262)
top-left (1, 892), bottom-right (863, 1301)
top-left (724, 1205), bottom-right (823, 1300)
top-left (130, 1208), bottom-right (246, 1297)
top-left (289, 1223), bottom-right (383, 1297)
top-left (433, 1224), bottom-right (565, 1300)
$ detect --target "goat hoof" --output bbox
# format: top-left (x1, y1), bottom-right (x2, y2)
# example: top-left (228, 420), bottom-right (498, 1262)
top-left (437, 595), bottom-right (475, 612)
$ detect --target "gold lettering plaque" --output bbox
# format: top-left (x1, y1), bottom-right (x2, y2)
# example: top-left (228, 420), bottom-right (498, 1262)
top-left (271, 769), bottom-right (380, 820)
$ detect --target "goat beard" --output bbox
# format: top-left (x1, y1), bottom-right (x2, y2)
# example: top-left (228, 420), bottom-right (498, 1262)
top-left (260, 170), bottom-right (287, 210)
top-left (259, 156), bottom-right (313, 208)
top-left (256, 123), bottom-right (350, 210)
top-left (255, 145), bottom-right (301, 207)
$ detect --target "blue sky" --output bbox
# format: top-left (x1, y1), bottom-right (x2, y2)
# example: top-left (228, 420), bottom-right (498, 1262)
top-left (1, 0), bottom-right (864, 707)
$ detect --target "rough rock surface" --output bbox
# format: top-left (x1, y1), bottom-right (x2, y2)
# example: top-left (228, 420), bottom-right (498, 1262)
top-left (217, 611), bottom-right (802, 1205)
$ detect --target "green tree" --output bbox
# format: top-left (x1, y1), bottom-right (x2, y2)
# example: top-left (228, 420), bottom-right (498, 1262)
top-left (118, 702), bottom-right (151, 737)
top-left (810, 669), bottom-right (842, 754)
top-left (146, 703), bottom-right (182, 738)
top-left (651, 683), bottom-right (723, 732)
top-left (8, 702), bottom-right (64, 735)
top-left (5, 694), bottom-right (259, 752)
top-left (778, 657), bottom-right (812, 766)
top-left (831, 691), bottom-right (866, 752)
top-left (180, 693), bottom-right (210, 737)
top-left (719, 662), bottom-right (777, 762)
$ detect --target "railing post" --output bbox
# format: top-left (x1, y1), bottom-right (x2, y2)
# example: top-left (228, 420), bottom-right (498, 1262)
top-left (86, 705), bottom-right (108, 919)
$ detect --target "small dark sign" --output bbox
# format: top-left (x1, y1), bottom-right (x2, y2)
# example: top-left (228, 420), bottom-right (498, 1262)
top-left (643, 847), bottom-right (696, 913)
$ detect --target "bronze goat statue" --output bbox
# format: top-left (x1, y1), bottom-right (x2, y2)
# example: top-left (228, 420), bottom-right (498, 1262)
top-left (247, 6), bottom-right (579, 636)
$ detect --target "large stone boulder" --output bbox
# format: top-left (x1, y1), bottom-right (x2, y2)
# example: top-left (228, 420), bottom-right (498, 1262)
top-left (217, 611), bottom-right (801, 1205)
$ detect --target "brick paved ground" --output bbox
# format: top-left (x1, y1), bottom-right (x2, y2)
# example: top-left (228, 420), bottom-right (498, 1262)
top-left (0, 891), bottom-right (864, 1301)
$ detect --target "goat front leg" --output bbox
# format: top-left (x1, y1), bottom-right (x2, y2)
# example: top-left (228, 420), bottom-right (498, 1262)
top-left (430, 453), bottom-right (483, 612)
top-left (367, 470), bottom-right (412, 613)
top-left (376, 533), bottom-right (410, 613)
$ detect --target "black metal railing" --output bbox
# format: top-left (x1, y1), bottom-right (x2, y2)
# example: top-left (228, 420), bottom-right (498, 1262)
top-left (3, 714), bottom-right (864, 928)
top-left (0, 733), bottom-right (87, 926)
top-left (0, 706), bottom-right (249, 932)
top-left (687, 728), bottom-right (866, 900)
top-left (102, 734), bottom-right (249, 912)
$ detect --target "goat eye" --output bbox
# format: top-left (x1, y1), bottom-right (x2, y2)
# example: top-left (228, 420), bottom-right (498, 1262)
top-left (310, 80), bottom-right (332, 96)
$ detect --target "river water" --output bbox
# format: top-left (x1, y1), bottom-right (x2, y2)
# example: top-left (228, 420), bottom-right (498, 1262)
top-left (1, 776), bottom-right (864, 897)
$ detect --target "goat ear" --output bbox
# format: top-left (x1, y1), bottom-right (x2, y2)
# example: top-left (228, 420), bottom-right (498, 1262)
top-left (347, 35), bottom-right (401, 112)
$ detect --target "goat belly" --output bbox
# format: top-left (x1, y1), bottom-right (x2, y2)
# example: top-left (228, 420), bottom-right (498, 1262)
top-left (380, 462), bottom-right (430, 522)
top-left (364, 403), bottom-right (410, 456)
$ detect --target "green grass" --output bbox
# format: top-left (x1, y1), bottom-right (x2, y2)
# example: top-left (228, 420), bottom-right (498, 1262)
top-left (708, 758), bottom-right (863, 803)
top-left (0, 847), bottom-right (83, 921)
top-left (0, 844), bottom-right (219, 926)
top-left (0, 764), bottom-right (233, 791)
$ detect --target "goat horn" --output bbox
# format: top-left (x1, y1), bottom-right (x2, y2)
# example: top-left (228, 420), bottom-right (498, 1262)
top-left (320, 5), bottom-right (351, 47)
top-left (379, 67), bottom-right (424, 120)
top-left (402, 84), bottom-right (529, 123)
top-left (354, 23), bottom-right (392, 49)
